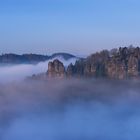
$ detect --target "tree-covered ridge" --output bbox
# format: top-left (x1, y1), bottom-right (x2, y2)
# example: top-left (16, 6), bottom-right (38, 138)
top-left (47, 46), bottom-right (140, 79)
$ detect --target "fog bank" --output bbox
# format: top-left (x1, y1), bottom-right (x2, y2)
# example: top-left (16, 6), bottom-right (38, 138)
top-left (0, 79), bottom-right (140, 140)
top-left (0, 57), bottom-right (77, 83)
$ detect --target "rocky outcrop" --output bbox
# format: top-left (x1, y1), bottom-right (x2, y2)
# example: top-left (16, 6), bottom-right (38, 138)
top-left (47, 46), bottom-right (140, 79)
top-left (106, 59), bottom-right (127, 79)
top-left (67, 63), bottom-right (75, 77)
top-left (47, 59), bottom-right (65, 78)
top-left (127, 55), bottom-right (139, 77)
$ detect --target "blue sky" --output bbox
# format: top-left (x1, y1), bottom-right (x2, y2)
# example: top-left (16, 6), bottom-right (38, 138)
top-left (0, 0), bottom-right (140, 56)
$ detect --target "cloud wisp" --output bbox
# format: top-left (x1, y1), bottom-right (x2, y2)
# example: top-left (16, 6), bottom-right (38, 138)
top-left (0, 57), bottom-right (77, 83)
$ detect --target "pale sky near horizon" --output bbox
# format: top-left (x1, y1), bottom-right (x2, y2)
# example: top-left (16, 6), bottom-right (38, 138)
top-left (0, 0), bottom-right (140, 56)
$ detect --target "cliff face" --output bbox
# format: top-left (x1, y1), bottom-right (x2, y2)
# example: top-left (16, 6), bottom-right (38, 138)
top-left (47, 59), bottom-right (65, 78)
top-left (106, 47), bottom-right (140, 79)
top-left (47, 47), bottom-right (140, 79)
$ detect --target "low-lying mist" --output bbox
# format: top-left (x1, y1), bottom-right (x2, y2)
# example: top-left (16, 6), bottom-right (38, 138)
top-left (0, 79), bottom-right (140, 140)
top-left (0, 57), bottom-right (77, 83)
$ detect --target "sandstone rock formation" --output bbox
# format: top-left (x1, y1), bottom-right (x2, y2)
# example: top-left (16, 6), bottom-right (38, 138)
top-left (47, 59), bottom-right (65, 78)
top-left (47, 46), bottom-right (140, 79)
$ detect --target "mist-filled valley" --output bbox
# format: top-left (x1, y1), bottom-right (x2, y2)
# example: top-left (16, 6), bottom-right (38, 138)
top-left (0, 57), bottom-right (77, 83)
top-left (1, 0), bottom-right (140, 139)
top-left (0, 78), bottom-right (140, 140)
top-left (0, 50), bottom-right (140, 140)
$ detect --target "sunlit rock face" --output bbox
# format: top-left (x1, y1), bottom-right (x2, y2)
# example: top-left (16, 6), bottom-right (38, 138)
top-left (47, 59), bottom-right (66, 78)
top-left (106, 60), bottom-right (127, 79)
top-left (106, 47), bottom-right (140, 79)
top-left (46, 47), bottom-right (140, 79)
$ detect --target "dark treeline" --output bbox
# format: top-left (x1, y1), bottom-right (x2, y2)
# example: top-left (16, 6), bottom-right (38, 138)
top-left (0, 53), bottom-right (75, 64)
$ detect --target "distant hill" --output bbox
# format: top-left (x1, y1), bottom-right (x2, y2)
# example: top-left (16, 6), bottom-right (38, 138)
top-left (0, 53), bottom-right (76, 64)
top-left (49, 53), bottom-right (75, 60)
